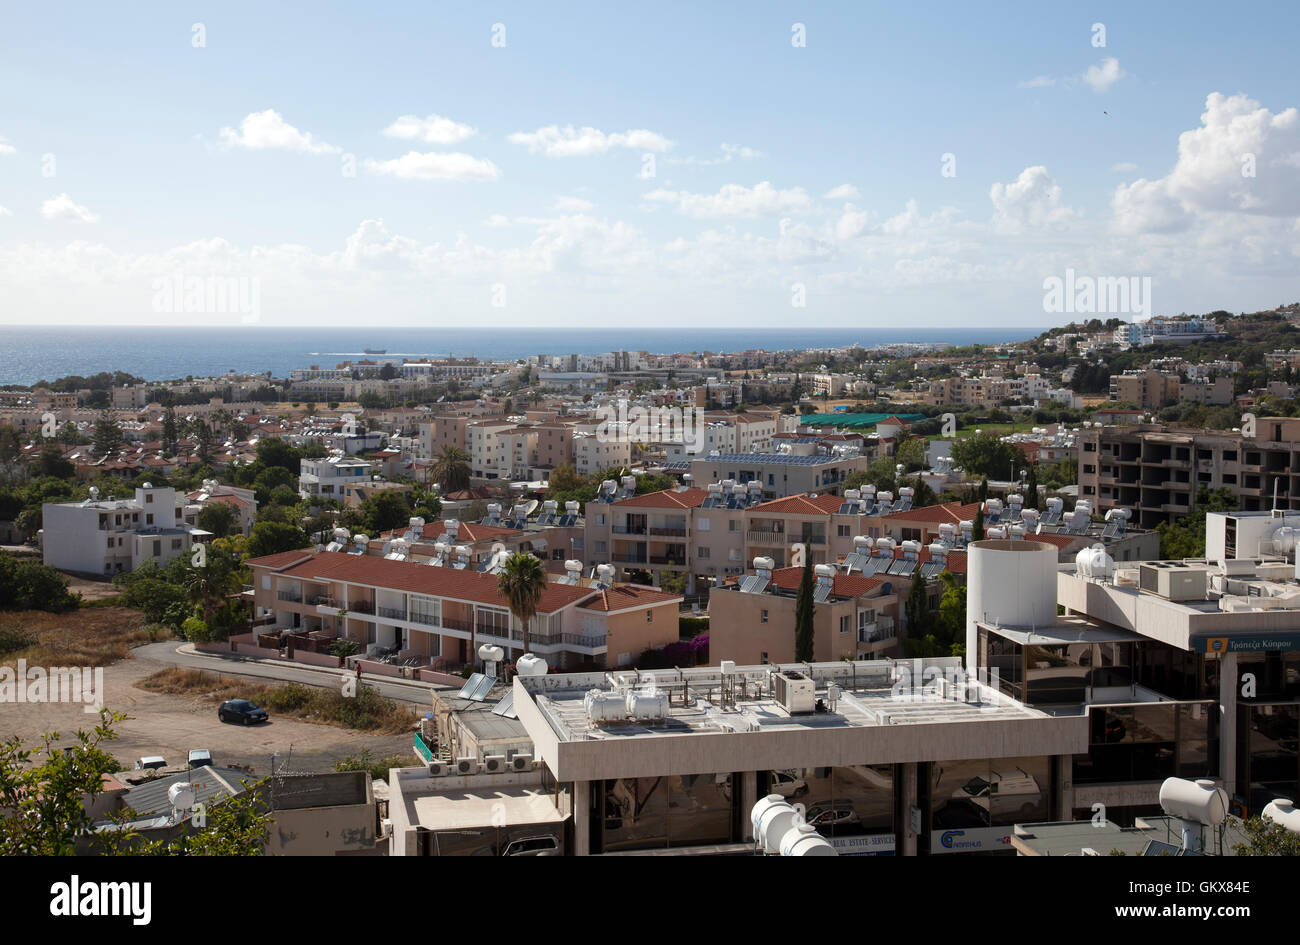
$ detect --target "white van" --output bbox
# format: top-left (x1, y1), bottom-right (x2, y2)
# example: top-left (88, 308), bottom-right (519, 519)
top-left (951, 768), bottom-right (1042, 817)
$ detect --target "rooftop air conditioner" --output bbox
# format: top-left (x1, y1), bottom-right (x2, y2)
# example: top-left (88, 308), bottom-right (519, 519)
top-left (427, 761), bottom-right (450, 777)
top-left (455, 757), bottom-right (479, 776)
top-left (510, 754), bottom-right (534, 772)
top-left (482, 755), bottom-right (506, 774)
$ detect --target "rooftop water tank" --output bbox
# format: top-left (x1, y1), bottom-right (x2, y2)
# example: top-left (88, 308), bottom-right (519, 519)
top-left (516, 653), bottom-right (548, 676)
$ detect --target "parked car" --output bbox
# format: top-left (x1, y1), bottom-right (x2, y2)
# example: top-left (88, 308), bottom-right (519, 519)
top-left (769, 770), bottom-right (809, 799)
top-left (134, 756), bottom-right (167, 771)
top-left (951, 768), bottom-right (1043, 817)
top-left (218, 699), bottom-right (268, 725)
top-left (187, 749), bottom-right (213, 769)
top-left (501, 835), bottom-right (560, 856)
top-left (804, 803), bottom-right (860, 832)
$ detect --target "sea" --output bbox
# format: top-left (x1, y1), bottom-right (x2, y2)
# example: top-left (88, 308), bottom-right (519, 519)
top-left (0, 325), bottom-right (1030, 387)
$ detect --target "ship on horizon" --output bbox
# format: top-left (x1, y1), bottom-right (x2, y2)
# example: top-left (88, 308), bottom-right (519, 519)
top-left (363, 347), bottom-right (387, 355)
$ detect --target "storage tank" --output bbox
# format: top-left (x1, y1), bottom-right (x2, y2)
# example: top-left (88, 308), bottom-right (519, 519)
top-left (965, 539), bottom-right (1058, 664)
top-left (625, 689), bottom-right (670, 720)
top-left (752, 796), bottom-right (800, 855)
top-left (779, 822), bottom-right (839, 856)
top-left (585, 689), bottom-right (628, 722)
top-left (516, 653), bottom-right (548, 676)
top-left (1263, 798), bottom-right (1300, 834)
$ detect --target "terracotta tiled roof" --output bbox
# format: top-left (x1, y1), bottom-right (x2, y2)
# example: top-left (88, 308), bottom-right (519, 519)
top-left (249, 550), bottom-right (592, 612)
top-left (750, 493), bottom-right (844, 515)
top-left (880, 501), bottom-right (983, 525)
top-left (577, 584), bottom-right (682, 612)
top-left (613, 487), bottom-right (710, 509)
top-left (382, 520), bottom-right (517, 543)
top-left (751, 566), bottom-right (888, 598)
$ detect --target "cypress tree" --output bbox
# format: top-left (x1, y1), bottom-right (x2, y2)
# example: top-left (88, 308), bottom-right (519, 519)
top-left (973, 506), bottom-right (986, 542)
top-left (1024, 465), bottom-right (1039, 510)
top-left (794, 557), bottom-right (816, 662)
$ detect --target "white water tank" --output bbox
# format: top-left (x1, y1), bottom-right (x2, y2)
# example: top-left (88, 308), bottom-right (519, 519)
top-left (753, 556), bottom-right (775, 571)
top-left (626, 689), bottom-right (670, 720)
top-left (516, 653), bottom-right (548, 676)
top-left (780, 822), bottom-right (839, 856)
top-left (585, 689), bottom-right (627, 722)
top-left (1159, 777), bottom-right (1228, 826)
top-left (814, 564), bottom-right (837, 579)
top-left (168, 782), bottom-right (196, 812)
top-left (478, 644), bottom-right (504, 663)
top-left (753, 796), bottom-right (800, 855)
top-left (1263, 798), bottom-right (1300, 834)
top-left (966, 539), bottom-right (1058, 664)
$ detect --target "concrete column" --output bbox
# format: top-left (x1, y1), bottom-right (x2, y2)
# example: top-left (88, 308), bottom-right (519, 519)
top-left (740, 771), bottom-right (758, 840)
top-left (900, 762), bottom-right (918, 857)
top-left (572, 781), bottom-right (590, 856)
top-left (1218, 653), bottom-right (1238, 799)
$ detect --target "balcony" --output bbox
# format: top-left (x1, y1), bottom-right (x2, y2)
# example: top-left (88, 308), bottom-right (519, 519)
top-left (613, 525), bottom-right (647, 535)
top-left (613, 553), bottom-right (649, 564)
top-left (648, 526), bottom-right (687, 537)
top-left (649, 555), bottom-right (687, 567)
top-left (276, 590), bottom-right (303, 603)
top-left (348, 599), bottom-right (376, 615)
top-left (746, 530), bottom-right (785, 544)
top-left (378, 605), bottom-right (406, 620)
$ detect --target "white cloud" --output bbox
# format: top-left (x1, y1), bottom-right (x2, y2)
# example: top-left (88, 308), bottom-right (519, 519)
top-left (990, 166), bottom-right (1076, 231)
top-left (0, 138), bottom-right (15, 156)
top-left (1082, 58), bottom-right (1126, 93)
top-left (833, 204), bottom-right (870, 239)
top-left (553, 195), bottom-right (594, 212)
top-left (364, 151), bottom-right (501, 181)
top-left (668, 143), bottom-right (763, 166)
top-left (508, 125), bottom-right (673, 157)
top-left (1018, 76), bottom-right (1055, 89)
top-left (0, 205), bottom-right (11, 216)
top-left (381, 114), bottom-right (476, 145)
top-left (41, 193), bottom-right (99, 223)
top-left (643, 181), bottom-right (813, 218)
top-left (1111, 92), bottom-right (1300, 233)
top-left (823, 183), bottom-right (860, 200)
top-left (1110, 162), bottom-right (1139, 173)
top-left (218, 109), bottom-right (341, 155)
top-left (483, 214), bottom-right (512, 228)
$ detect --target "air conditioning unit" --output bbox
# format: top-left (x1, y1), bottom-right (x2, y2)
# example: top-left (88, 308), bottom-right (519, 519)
top-left (510, 753), bottom-right (534, 772)
top-left (482, 755), bottom-right (506, 774)
top-left (455, 757), bottom-right (479, 776)
top-left (426, 761), bottom-right (450, 777)
top-left (773, 671), bottom-right (815, 714)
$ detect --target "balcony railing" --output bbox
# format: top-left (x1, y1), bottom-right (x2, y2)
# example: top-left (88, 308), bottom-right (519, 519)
top-left (378, 605), bottom-right (406, 620)
top-left (649, 526), bottom-right (687, 537)
top-left (276, 590), bottom-right (303, 603)
top-left (613, 525), bottom-right (647, 535)
top-left (348, 599), bottom-right (376, 614)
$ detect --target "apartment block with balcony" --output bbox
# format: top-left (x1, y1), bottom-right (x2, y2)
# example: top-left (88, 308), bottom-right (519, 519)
top-left (245, 549), bottom-right (681, 672)
top-left (1079, 418), bottom-right (1300, 529)
top-left (298, 456), bottom-right (373, 499)
top-left (42, 484), bottom-right (194, 575)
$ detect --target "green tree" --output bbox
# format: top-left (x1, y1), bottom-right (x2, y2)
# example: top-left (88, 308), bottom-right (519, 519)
top-left (951, 434), bottom-right (1020, 480)
top-left (92, 412), bottom-right (122, 456)
top-left (794, 558), bottom-right (815, 662)
top-left (161, 407), bottom-right (179, 454)
top-left (196, 502), bottom-right (237, 538)
top-left (246, 520), bottom-right (309, 558)
top-left (973, 506), bottom-right (985, 542)
top-left (36, 444), bottom-right (74, 479)
top-left (905, 574), bottom-right (930, 639)
top-left (1024, 465), bottom-right (1039, 509)
top-left (431, 446), bottom-right (471, 493)
top-left (497, 552), bottom-right (547, 657)
top-left (1232, 816), bottom-right (1300, 856)
top-left (0, 554), bottom-right (80, 612)
top-left (361, 489), bottom-right (412, 535)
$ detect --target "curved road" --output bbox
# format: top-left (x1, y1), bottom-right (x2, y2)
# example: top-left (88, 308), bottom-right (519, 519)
top-left (134, 641), bottom-right (452, 708)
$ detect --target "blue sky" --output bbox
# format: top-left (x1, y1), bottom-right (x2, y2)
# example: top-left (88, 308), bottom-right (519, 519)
top-left (1, 1), bottom-right (1298, 328)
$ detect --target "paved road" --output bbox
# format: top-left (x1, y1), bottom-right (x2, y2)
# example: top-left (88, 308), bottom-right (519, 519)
top-left (134, 641), bottom-right (451, 708)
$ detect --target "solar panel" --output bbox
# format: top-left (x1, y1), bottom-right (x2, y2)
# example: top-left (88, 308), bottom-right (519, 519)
top-left (837, 502), bottom-right (859, 515)
top-left (468, 674), bottom-right (497, 702)
top-left (1070, 516), bottom-right (1091, 534)
top-left (457, 673), bottom-right (486, 699)
top-left (557, 513), bottom-right (579, 527)
top-left (859, 557), bottom-right (886, 576)
top-left (535, 512), bottom-right (556, 526)
top-left (894, 498), bottom-right (913, 512)
top-left (1040, 510), bottom-right (1062, 526)
top-left (739, 575), bottom-right (770, 594)
top-left (1100, 521), bottom-right (1120, 540)
top-left (841, 553), bottom-right (869, 572)
top-left (491, 691), bottom-right (517, 719)
top-left (1141, 840), bottom-right (1180, 857)
top-left (888, 559), bottom-right (917, 577)
top-left (919, 561), bottom-right (944, 579)
top-left (813, 584), bottom-right (833, 603)
top-left (985, 511), bottom-right (1002, 526)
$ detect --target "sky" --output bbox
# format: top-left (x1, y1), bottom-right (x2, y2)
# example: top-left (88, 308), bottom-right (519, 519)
top-left (1, 1), bottom-right (1298, 330)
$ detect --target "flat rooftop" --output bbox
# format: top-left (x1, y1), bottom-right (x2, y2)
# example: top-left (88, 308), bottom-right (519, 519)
top-left (523, 659), bottom-right (1048, 744)
top-left (1011, 816), bottom-right (1249, 857)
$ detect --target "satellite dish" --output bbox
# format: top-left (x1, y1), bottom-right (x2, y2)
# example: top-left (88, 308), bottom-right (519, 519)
top-left (522, 499), bottom-right (540, 517)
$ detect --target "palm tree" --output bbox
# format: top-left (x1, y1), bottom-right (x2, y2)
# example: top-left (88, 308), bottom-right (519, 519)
top-left (497, 552), bottom-right (547, 658)
top-left (431, 446), bottom-right (471, 493)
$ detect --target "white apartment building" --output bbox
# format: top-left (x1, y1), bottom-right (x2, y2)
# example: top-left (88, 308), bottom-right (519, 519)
top-left (298, 456), bottom-right (374, 499)
top-left (42, 484), bottom-right (194, 575)
top-left (467, 420), bottom-right (517, 479)
top-left (573, 430), bottom-right (633, 476)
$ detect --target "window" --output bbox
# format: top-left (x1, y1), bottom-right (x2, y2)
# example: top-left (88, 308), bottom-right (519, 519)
top-left (729, 520), bottom-right (740, 532)
top-left (146, 513), bottom-right (154, 525)
top-left (761, 610), bottom-right (769, 624)
top-left (145, 493), bottom-right (154, 503)
top-left (697, 518), bottom-right (710, 531)
top-left (646, 610), bottom-right (653, 623)
top-left (837, 524), bottom-right (851, 537)
top-left (760, 651), bottom-right (769, 664)
top-left (840, 615), bottom-right (851, 634)
top-left (696, 547), bottom-right (710, 559)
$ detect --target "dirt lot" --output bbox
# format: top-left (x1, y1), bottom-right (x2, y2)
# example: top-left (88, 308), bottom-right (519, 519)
top-left (65, 575), bottom-right (128, 602)
top-left (4, 647), bottom-right (414, 776)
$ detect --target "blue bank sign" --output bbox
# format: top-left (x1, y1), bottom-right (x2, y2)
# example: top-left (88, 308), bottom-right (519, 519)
top-left (1194, 632), bottom-right (1300, 654)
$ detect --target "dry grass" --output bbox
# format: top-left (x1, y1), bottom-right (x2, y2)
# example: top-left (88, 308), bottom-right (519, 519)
top-left (0, 607), bottom-right (171, 669)
top-left (136, 667), bottom-right (418, 735)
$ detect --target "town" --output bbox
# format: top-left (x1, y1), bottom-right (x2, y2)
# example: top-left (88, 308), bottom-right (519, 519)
top-left (3, 305), bottom-right (1300, 862)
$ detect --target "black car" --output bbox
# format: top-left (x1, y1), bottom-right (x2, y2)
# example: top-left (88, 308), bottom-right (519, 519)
top-left (219, 699), bottom-right (269, 725)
